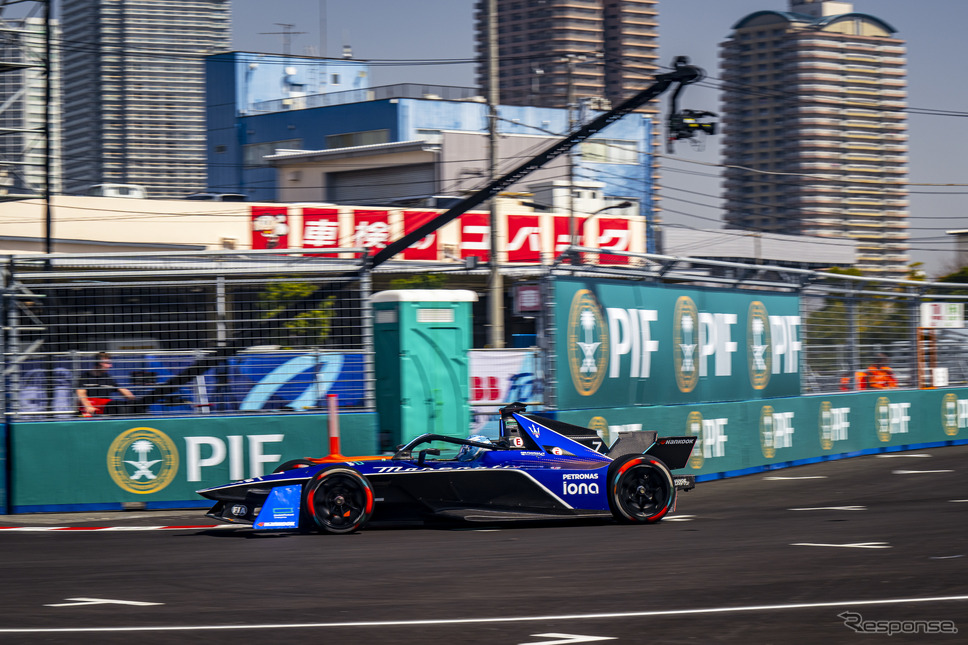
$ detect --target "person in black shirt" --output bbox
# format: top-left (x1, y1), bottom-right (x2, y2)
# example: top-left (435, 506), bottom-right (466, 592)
top-left (76, 352), bottom-right (136, 416)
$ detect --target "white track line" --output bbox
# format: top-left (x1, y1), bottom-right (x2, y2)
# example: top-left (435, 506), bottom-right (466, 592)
top-left (793, 542), bottom-right (891, 549)
top-left (3, 594), bottom-right (966, 634)
top-left (892, 470), bottom-right (954, 475)
top-left (875, 453), bottom-right (932, 458)
top-left (788, 506), bottom-right (866, 511)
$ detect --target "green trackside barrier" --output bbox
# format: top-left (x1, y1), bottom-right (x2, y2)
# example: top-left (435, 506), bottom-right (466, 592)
top-left (556, 387), bottom-right (968, 478)
top-left (9, 412), bottom-right (378, 513)
top-left (1, 421), bottom-right (7, 514)
top-left (554, 278), bottom-right (802, 409)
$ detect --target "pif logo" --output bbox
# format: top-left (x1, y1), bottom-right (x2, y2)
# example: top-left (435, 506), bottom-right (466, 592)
top-left (687, 410), bottom-right (704, 469)
top-left (673, 296), bottom-right (700, 393)
top-left (760, 405), bottom-right (794, 458)
top-left (875, 397), bottom-right (911, 442)
top-left (747, 301), bottom-right (771, 390)
top-left (819, 400), bottom-right (850, 450)
top-left (107, 427), bottom-right (179, 494)
top-left (567, 289), bottom-right (609, 396)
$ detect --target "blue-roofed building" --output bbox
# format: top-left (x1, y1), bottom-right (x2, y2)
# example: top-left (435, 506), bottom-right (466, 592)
top-left (206, 52), bottom-right (372, 199)
top-left (204, 53), bottom-right (657, 250)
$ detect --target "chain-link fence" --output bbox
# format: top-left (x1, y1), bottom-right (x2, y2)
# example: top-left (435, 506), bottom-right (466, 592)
top-left (2, 250), bottom-right (373, 419)
top-left (546, 248), bottom-right (968, 399)
top-left (3, 249), bottom-right (967, 420)
top-left (801, 275), bottom-right (968, 392)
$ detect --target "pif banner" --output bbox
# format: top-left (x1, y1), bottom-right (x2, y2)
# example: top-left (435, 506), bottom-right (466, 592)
top-left (555, 278), bottom-right (801, 408)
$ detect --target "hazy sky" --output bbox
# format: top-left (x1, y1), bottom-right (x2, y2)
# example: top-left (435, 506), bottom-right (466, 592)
top-left (230, 0), bottom-right (968, 276)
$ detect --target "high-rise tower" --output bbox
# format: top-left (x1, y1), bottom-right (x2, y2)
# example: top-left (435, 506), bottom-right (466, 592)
top-left (61, 0), bottom-right (230, 198)
top-left (720, 1), bottom-right (909, 277)
top-left (474, 0), bottom-right (659, 110)
top-left (0, 17), bottom-right (61, 196)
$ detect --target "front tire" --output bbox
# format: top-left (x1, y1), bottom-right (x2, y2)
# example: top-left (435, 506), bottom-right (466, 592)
top-left (303, 467), bottom-right (374, 534)
top-left (608, 455), bottom-right (676, 524)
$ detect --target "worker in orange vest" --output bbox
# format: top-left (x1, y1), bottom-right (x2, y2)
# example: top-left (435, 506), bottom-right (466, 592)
top-left (867, 354), bottom-right (897, 389)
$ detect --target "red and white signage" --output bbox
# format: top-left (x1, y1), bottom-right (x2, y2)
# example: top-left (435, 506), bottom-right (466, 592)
top-left (553, 215), bottom-right (588, 254)
top-left (302, 208), bottom-right (340, 256)
top-left (506, 215), bottom-right (542, 263)
top-left (402, 210), bottom-right (440, 261)
top-left (460, 212), bottom-right (490, 262)
top-left (597, 216), bottom-right (630, 265)
top-left (251, 206), bottom-right (290, 250)
top-left (353, 209), bottom-right (390, 256)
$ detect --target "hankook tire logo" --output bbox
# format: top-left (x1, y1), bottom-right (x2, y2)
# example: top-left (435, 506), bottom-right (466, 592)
top-left (567, 289), bottom-right (608, 397)
top-left (747, 301), bottom-right (771, 390)
top-left (673, 296), bottom-right (700, 393)
top-left (107, 427), bottom-right (179, 494)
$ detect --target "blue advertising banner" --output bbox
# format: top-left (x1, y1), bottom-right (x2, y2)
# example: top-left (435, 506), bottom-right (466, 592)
top-left (555, 278), bottom-right (801, 408)
top-left (16, 351), bottom-right (366, 417)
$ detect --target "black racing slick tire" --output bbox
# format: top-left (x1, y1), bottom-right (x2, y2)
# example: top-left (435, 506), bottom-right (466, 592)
top-left (303, 467), bottom-right (374, 534)
top-left (607, 455), bottom-right (676, 524)
top-left (273, 458), bottom-right (316, 474)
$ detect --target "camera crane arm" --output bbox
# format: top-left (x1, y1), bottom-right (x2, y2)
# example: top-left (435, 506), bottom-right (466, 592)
top-left (369, 56), bottom-right (709, 268)
top-left (138, 58), bottom-right (711, 407)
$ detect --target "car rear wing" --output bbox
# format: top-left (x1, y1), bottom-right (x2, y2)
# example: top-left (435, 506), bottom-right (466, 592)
top-left (645, 436), bottom-right (698, 470)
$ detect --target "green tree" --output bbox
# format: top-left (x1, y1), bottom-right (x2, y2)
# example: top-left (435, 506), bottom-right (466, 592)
top-left (388, 273), bottom-right (449, 290)
top-left (259, 280), bottom-right (335, 348)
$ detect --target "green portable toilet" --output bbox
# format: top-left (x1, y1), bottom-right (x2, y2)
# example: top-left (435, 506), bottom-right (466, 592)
top-left (371, 289), bottom-right (478, 449)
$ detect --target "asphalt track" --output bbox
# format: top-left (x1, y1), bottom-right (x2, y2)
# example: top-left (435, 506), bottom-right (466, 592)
top-left (1, 444), bottom-right (966, 644)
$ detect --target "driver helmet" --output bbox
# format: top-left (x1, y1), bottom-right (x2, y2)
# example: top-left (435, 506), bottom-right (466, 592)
top-left (457, 435), bottom-right (492, 461)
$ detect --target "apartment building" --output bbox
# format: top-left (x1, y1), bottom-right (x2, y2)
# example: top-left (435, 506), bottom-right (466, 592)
top-left (474, 0), bottom-right (659, 110)
top-left (720, 0), bottom-right (909, 277)
top-left (61, 0), bottom-right (230, 197)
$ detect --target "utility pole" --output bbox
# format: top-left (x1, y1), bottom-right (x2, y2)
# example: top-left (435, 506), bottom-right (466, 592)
top-left (44, 0), bottom-right (52, 255)
top-left (486, 0), bottom-right (504, 348)
top-left (566, 54), bottom-right (577, 248)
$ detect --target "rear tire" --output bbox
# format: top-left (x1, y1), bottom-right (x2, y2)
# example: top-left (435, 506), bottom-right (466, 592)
top-left (303, 467), bottom-right (374, 534)
top-left (607, 455), bottom-right (676, 524)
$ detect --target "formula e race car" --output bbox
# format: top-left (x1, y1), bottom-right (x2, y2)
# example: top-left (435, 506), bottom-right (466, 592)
top-left (197, 403), bottom-right (697, 533)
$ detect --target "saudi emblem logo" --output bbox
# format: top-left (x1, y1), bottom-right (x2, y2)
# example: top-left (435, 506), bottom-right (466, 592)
top-left (942, 393), bottom-right (959, 437)
top-left (687, 410), bottom-right (704, 469)
top-left (673, 296), bottom-right (699, 393)
top-left (567, 289), bottom-right (608, 397)
top-left (874, 397), bottom-right (891, 443)
top-left (747, 301), bottom-right (771, 390)
top-left (107, 427), bottom-right (179, 494)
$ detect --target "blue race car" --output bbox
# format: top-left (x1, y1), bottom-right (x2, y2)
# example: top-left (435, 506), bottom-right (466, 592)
top-left (197, 403), bottom-right (697, 533)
